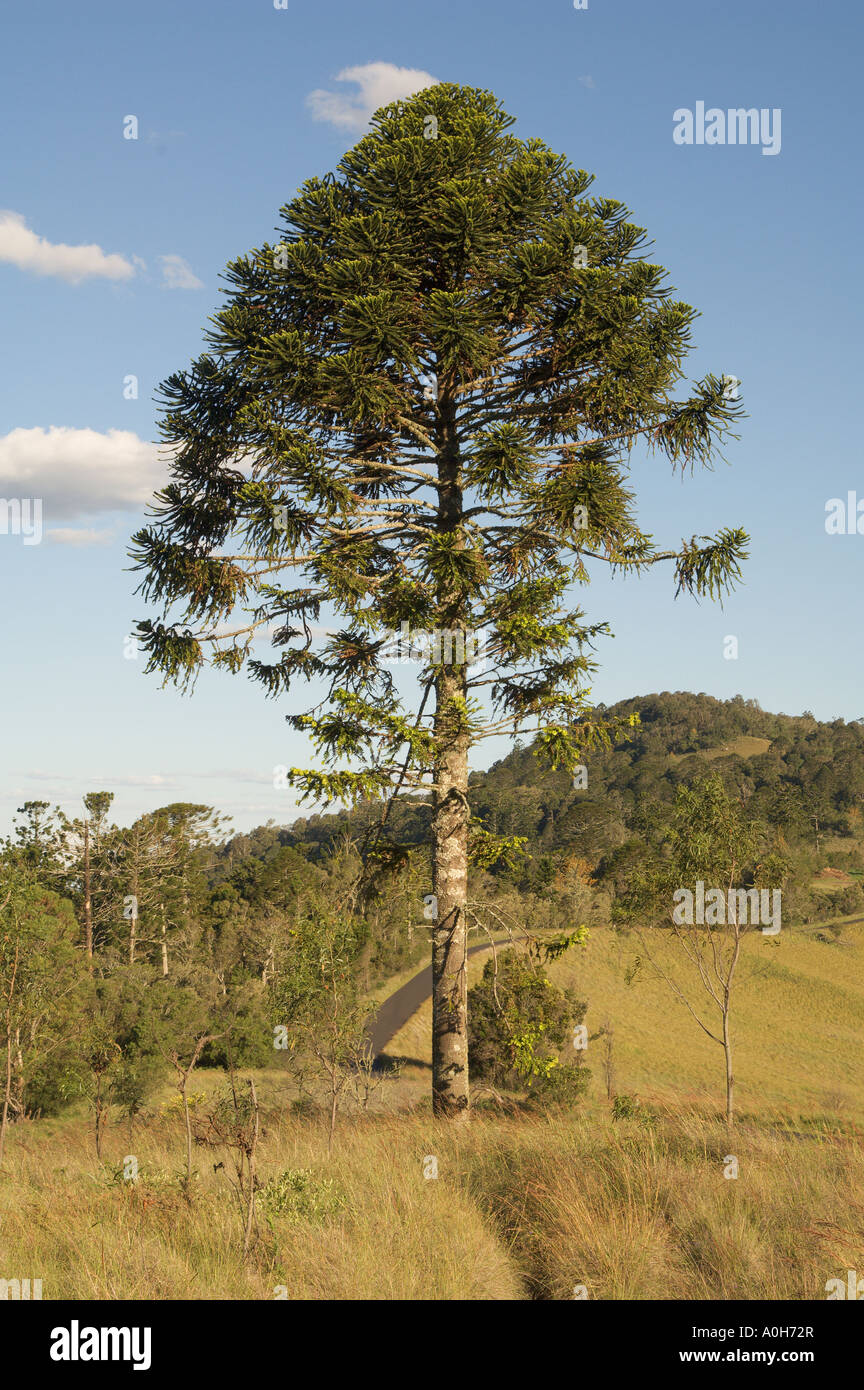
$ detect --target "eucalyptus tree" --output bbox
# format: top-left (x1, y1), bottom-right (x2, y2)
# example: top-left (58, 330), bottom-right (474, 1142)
top-left (131, 83), bottom-right (747, 1117)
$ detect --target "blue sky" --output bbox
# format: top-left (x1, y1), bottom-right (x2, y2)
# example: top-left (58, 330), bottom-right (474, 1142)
top-left (1, 0), bottom-right (861, 838)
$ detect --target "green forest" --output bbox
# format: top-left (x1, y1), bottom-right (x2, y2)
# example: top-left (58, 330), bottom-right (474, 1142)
top-left (3, 690), bottom-right (862, 1142)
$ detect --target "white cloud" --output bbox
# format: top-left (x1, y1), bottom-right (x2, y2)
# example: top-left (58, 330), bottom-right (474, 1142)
top-left (46, 527), bottom-right (115, 546)
top-left (0, 211), bottom-right (137, 283)
top-left (186, 768), bottom-right (278, 785)
top-left (306, 62), bottom-right (438, 132)
top-left (0, 427), bottom-right (167, 520)
top-left (159, 253), bottom-right (204, 290)
top-left (577, 75), bottom-right (596, 89)
top-left (96, 774), bottom-right (177, 788)
top-left (21, 772), bottom-right (177, 789)
top-left (14, 771), bottom-right (75, 784)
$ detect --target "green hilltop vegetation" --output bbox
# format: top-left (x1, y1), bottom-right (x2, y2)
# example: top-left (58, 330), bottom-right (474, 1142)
top-left (285, 690), bottom-right (864, 924)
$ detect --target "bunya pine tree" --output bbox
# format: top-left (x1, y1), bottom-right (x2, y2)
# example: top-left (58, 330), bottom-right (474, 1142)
top-left (131, 83), bottom-right (748, 1117)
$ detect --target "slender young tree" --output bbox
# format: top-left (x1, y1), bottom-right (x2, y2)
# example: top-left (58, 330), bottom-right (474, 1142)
top-left (618, 775), bottom-right (786, 1127)
top-left (131, 83), bottom-right (748, 1117)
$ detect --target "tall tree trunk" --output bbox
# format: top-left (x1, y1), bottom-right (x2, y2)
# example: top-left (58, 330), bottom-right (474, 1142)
top-left (0, 945), bottom-right (19, 1170)
top-left (432, 706), bottom-right (470, 1116)
top-left (431, 379), bottom-right (470, 1118)
top-left (83, 819), bottom-right (93, 968)
top-left (129, 851), bottom-right (139, 966)
top-left (160, 904), bottom-right (169, 978)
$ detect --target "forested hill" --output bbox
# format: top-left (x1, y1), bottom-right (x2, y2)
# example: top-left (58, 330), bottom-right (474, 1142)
top-left (281, 691), bottom-right (864, 877)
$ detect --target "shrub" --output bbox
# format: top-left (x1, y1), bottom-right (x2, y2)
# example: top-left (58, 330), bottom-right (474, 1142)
top-left (200, 994), bottom-right (273, 1070)
top-left (528, 1062), bottom-right (591, 1108)
top-left (256, 1168), bottom-right (349, 1226)
top-left (468, 949), bottom-right (586, 1088)
top-left (612, 1092), bottom-right (641, 1121)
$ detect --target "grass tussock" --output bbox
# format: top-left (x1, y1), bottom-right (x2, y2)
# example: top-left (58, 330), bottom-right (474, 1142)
top-left (1, 1099), bottom-right (862, 1300)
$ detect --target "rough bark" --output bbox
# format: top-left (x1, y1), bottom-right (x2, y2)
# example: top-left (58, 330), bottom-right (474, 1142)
top-left (431, 379), bottom-right (470, 1118)
top-left (431, 690), bottom-right (470, 1117)
top-left (0, 942), bottom-right (19, 1170)
top-left (83, 819), bottom-right (93, 969)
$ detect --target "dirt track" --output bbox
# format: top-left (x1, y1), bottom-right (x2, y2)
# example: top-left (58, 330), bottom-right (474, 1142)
top-left (366, 939), bottom-right (514, 1059)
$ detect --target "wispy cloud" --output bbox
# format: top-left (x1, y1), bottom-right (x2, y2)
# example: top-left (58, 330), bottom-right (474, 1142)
top-left (159, 253), bottom-right (203, 290)
top-left (46, 526), bottom-right (115, 546)
top-left (306, 61), bottom-right (438, 132)
top-left (19, 771), bottom-right (177, 789)
top-left (188, 769), bottom-right (278, 785)
top-left (17, 768), bottom-right (278, 788)
top-left (0, 426), bottom-right (166, 520)
top-left (0, 211), bottom-right (137, 283)
top-left (98, 774), bottom-right (178, 788)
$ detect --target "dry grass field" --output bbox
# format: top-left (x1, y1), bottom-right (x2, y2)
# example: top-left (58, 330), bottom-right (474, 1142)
top-left (1, 918), bottom-right (862, 1300)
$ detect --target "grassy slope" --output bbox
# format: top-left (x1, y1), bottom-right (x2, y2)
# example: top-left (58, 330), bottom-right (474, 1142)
top-left (384, 920), bottom-right (864, 1123)
top-left (668, 735), bottom-right (774, 763)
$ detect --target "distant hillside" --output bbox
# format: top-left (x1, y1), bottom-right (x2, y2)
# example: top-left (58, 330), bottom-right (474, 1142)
top-left (277, 692), bottom-right (864, 891)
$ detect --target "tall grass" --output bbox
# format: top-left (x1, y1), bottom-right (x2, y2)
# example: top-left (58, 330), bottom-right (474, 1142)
top-left (1, 1099), bottom-right (861, 1300)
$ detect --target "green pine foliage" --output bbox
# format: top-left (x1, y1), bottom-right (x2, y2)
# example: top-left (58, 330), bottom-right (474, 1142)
top-left (130, 83), bottom-right (747, 815)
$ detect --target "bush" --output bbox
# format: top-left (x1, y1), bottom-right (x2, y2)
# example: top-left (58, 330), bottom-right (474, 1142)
top-left (19, 1057), bottom-right (75, 1118)
top-left (468, 949), bottom-right (586, 1089)
top-left (612, 1093), bottom-right (641, 1121)
top-left (824, 884), bottom-right (864, 918)
top-left (256, 1168), bottom-right (349, 1226)
top-left (528, 1061), bottom-right (591, 1108)
top-left (200, 998), bottom-right (273, 1069)
top-left (111, 1055), bottom-right (163, 1121)
top-left (827, 848), bottom-right (864, 872)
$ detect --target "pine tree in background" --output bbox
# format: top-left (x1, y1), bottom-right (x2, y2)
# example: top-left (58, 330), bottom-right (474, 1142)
top-left (131, 83), bottom-right (748, 1118)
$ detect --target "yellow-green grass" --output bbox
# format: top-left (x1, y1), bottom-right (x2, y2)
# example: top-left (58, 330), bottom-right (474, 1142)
top-left (668, 736), bottom-right (773, 764)
top-left (702, 735), bottom-right (773, 759)
top-left (384, 919), bottom-right (864, 1124)
top-left (2, 1106), bottom-right (861, 1300)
